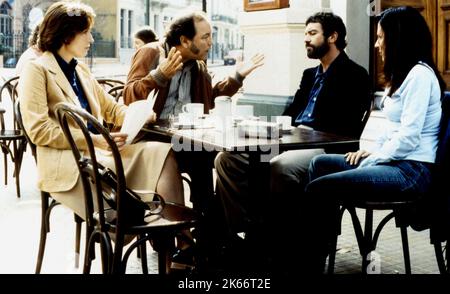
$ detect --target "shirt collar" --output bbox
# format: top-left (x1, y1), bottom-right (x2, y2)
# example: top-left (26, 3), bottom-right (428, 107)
top-left (316, 51), bottom-right (348, 79)
top-left (315, 65), bottom-right (326, 79)
top-left (54, 53), bottom-right (78, 75)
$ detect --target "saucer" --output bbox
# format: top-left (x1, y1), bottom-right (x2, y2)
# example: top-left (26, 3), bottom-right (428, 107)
top-left (282, 126), bottom-right (296, 133)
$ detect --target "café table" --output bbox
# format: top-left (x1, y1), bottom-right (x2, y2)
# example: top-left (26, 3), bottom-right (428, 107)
top-left (143, 120), bottom-right (360, 268)
top-left (143, 120), bottom-right (360, 206)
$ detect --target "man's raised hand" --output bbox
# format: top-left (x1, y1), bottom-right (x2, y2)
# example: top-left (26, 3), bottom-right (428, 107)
top-left (159, 47), bottom-right (183, 79)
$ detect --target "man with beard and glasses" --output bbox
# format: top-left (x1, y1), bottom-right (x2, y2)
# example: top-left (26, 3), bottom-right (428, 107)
top-left (123, 10), bottom-right (264, 270)
top-left (212, 12), bottom-right (370, 273)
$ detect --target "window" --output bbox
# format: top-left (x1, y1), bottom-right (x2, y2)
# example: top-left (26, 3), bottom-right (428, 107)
top-left (128, 10), bottom-right (133, 48)
top-left (0, 1), bottom-right (12, 35)
top-left (244, 0), bottom-right (289, 12)
top-left (120, 9), bottom-right (125, 48)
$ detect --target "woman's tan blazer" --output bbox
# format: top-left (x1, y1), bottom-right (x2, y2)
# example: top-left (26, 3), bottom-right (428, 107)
top-left (19, 52), bottom-right (127, 193)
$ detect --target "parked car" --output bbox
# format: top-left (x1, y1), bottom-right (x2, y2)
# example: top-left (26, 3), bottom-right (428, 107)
top-left (224, 49), bottom-right (243, 66)
top-left (4, 57), bottom-right (17, 68)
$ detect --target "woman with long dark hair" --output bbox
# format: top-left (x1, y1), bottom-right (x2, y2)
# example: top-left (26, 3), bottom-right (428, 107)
top-left (305, 6), bottom-right (446, 272)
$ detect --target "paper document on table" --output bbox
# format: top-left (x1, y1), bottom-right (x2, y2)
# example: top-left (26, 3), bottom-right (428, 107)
top-left (120, 99), bottom-right (154, 144)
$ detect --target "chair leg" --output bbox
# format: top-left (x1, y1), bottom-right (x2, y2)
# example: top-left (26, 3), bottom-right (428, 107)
top-left (13, 140), bottom-right (21, 198)
top-left (400, 226), bottom-right (411, 274)
top-left (35, 193), bottom-right (50, 274)
top-left (82, 223), bottom-right (95, 274)
top-left (153, 235), bottom-right (173, 275)
top-left (361, 209), bottom-right (374, 274)
top-left (327, 237), bottom-right (337, 274)
top-left (434, 240), bottom-right (449, 274)
top-left (99, 233), bottom-right (113, 274)
top-left (3, 152), bottom-right (7, 185)
top-left (111, 233), bottom-right (126, 274)
top-left (83, 231), bottom-right (97, 274)
top-left (74, 214), bottom-right (83, 269)
top-left (139, 235), bottom-right (149, 274)
top-left (328, 206), bottom-right (346, 274)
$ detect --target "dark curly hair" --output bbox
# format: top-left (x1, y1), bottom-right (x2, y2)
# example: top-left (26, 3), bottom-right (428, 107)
top-left (38, 1), bottom-right (95, 53)
top-left (134, 26), bottom-right (158, 44)
top-left (306, 12), bottom-right (347, 51)
top-left (165, 11), bottom-right (207, 47)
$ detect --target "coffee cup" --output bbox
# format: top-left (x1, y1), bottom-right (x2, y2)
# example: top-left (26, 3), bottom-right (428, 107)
top-left (178, 112), bottom-right (195, 124)
top-left (182, 103), bottom-right (204, 117)
top-left (275, 116), bottom-right (292, 129)
top-left (233, 105), bottom-right (254, 118)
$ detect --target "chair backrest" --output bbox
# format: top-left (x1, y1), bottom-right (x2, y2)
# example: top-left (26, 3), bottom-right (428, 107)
top-left (435, 92), bottom-right (450, 172)
top-left (55, 103), bottom-right (163, 233)
top-left (96, 78), bottom-right (124, 93)
top-left (0, 76), bottom-right (20, 130)
top-left (422, 91), bottom-right (450, 236)
top-left (107, 85), bottom-right (124, 103)
top-left (14, 99), bottom-right (36, 160)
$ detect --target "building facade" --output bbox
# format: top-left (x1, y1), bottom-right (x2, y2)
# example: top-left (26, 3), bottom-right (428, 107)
top-left (207, 0), bottom-right (242, 61)
top-left (1, 0), bottom-right (243, 66)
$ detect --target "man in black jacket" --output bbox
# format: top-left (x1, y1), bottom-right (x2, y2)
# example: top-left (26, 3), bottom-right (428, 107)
top-left (212, 12), bottom-right (370, 272)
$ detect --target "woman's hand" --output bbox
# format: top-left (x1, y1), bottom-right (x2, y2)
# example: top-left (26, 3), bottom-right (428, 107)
top-left (159, 47), bottom-right (183, 79)
top-left (345, 150), bottom-right (371, 166)
top-left (92, 132), bottom-right (128, 151)
top-left (236, 53), bottom-right (265, 78)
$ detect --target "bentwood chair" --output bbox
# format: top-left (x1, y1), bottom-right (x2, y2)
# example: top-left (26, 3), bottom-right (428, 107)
top-left (56, 103), bottom-right (198, 274)
top-left (96, 78), bottom-right (124, 93)
top-left (107, 85), bottom-right (124, 103)
top-left (14, 100), bottom-right (84, 273)
top-left (0, 76), bottom-right (27, 197)
top-left (328, 92), bottom-right (450, 274)
top-left (428, 91), bottom-right (450, 274)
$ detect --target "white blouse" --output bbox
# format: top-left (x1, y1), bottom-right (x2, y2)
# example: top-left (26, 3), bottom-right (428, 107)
top-left (360, 62), bottom-right (442, 168)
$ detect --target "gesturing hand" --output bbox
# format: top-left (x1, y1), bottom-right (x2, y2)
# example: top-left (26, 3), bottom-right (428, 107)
top-left (345, 150), bottom-right (371, 166)
top-left (92, 132), bottom-right (128, 151)
top-left (159, 47), bottom-right (183, 79)
top-left (236, 53), bottom-right (265, 78)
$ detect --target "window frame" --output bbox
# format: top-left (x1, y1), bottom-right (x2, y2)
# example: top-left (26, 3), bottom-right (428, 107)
top-left (243, 0), bottom-right (289, 12)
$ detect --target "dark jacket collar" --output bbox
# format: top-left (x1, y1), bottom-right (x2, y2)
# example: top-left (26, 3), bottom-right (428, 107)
top-left (322, 51), bottom-right (349, 76)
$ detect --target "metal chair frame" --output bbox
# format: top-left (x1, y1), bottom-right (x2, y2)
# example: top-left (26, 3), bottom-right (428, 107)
top-left (14, 99), bottom-right (84, 273)
top-left (56, 102), bottom-right (197, 274)
top-left (328, 92), bottom-right (450, 275)
top-left (0, 76), bottom-right (27, 197)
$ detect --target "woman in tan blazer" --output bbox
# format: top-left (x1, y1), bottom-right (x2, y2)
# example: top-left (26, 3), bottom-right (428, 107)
top-left (19, 2), bottom-right (185, 241)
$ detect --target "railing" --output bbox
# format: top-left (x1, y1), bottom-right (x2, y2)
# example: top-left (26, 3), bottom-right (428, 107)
top-left (0, 33), bottom-right (116, 68)
top-left (0, 32), bottom-right (28, 68)
top-left (91, 40), bottom-right (116, 58)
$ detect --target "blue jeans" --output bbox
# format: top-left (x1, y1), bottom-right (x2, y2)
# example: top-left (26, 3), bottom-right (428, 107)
top-left (303, 154), bottom-right (434, 263)
top-left (306, 154), bottom-right (433, 200)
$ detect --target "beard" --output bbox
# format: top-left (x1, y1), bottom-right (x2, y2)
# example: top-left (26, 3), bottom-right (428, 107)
top-left (189, 43), bottom-right (200, 55)
top-left (306, 41), bottom-right (330, 59)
